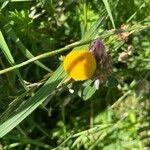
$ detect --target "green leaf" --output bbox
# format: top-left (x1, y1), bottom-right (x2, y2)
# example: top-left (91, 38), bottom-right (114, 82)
top-left (0, 1), bottom-right (9, 11)
top-left (0, 89), bottom-right (33, 123)
top-left (0, 65), bottom-right (67, 138)
top-left (80, 80), bottom-right (96, 100)
top-left (82, 79), bottom-right (93, 87)
top-left (129, 112), bottom-right (136, 123)
top-left (0, 31), bottom-right (15, 64)
top-left (0, 0), bottom-right (31, 2)
top-left (82, 16), bottom-right (106, 41)
top-left (82, 84), bottom-right (96, 100)
top-left (102, 0), bottom-right (116, 29)
top-left (0, 30), bottom-right (28, 90)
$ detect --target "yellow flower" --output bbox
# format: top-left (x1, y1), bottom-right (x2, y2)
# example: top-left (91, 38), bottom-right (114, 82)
top-left (64, 50), bottom-right (96, 81)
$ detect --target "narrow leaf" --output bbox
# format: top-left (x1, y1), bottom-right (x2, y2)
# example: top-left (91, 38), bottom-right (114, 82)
top-left (102, 0), bottom-right (116, 29)
top-left (0, 0), bottom-right (31, 2)
top-left (0, 65), bottom-right (67, 137)
top-left (0, 31), bottom-right (15, 64)
top-left (83, 84), bottom-right (96, 100)
top-left (0, 30), bottom-right (28, 90)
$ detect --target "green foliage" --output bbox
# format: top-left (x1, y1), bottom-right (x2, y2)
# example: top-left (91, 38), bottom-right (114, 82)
top-left (0, 0), bottom-right (150, 149)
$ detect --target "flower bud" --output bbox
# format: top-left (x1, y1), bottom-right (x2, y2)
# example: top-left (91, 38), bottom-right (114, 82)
top-left (89, 39), bottom-right (112, 85)
top-left (89, 39), bottom-right (107, 61)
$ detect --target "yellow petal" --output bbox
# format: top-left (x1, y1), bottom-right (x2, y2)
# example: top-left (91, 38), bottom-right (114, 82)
top-left (64, 50), bottom-right (96, 81)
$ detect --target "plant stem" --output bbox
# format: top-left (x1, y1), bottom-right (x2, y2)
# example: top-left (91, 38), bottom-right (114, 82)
top-left (83, 0), bottom-right (87, 32)
top-left (0, 25), bottom-right (149, 75)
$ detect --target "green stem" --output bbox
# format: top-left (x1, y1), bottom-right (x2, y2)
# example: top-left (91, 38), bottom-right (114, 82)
top-left (83, 0), bottom-right (87, 32)
top-left (0, 40), bottom-right (88, 75)
top-left (0, 25), bottom-right (149, 75)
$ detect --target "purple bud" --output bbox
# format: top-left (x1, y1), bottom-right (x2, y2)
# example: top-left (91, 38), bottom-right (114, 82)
top-left (89, 39), bottom-right (107, 61)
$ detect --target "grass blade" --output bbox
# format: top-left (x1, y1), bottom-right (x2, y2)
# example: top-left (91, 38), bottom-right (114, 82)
top-left (0, 0), bottom-right (31, 2)
top-left (102, 0), bottom-right (116, 29)
top-left (0, 65), bottom-right (66, 137)
top-left (0, 30), bottom-right (28, 90)
top-left (0, 31), bottom-right (15, 64)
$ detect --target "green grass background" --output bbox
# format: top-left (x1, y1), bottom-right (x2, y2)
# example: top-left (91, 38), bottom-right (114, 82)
top-left (0, 0), bottom-right (150, 149)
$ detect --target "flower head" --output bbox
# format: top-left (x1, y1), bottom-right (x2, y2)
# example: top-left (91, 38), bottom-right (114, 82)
top-left (89, 39), bottom-right (113, 88)
top-left (64, 50), bottom-right (96, 81)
